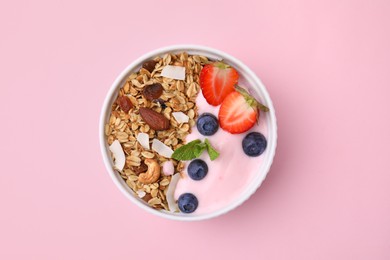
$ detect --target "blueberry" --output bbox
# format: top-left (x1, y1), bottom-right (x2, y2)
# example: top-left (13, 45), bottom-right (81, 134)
top-left (197, 113), bottom-right (219, 136)
top-left (178, 193), bottom-right (199, 213)
top-left (242, 132), bottom-right (267, 157)
top-left (188, 159), bottom-right (208, 180)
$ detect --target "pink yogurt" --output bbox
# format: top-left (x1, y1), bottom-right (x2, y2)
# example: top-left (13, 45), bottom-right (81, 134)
top-left (174, 91), bottom-right (268, 215)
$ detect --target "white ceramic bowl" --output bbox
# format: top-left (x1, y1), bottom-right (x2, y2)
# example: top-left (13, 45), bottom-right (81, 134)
top-left (100, 45), bottom-right (277, 221)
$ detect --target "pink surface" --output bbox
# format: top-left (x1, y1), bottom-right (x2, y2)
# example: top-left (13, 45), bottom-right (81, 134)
top-left (0, 0), bottom-right (389, 259)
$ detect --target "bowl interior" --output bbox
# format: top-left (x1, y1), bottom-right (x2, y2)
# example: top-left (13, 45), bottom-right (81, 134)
top-left (100, 45), bottom-right (277, 221)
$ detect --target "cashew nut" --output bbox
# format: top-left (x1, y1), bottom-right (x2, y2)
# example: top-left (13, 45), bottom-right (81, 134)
top-left (138, 159), bottom-right (161, 184)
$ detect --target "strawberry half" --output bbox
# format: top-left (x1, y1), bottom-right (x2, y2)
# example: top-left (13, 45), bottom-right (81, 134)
top-left (200, 61), bottom-right (239, 106)
top-left (218, 86), bottom-right (269, 134)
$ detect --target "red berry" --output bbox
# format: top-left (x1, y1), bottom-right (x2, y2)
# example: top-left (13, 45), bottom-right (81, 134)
top-left (218, 87), bottom-right (268, 134)
top-left (200, 62), bottom-right (239, 106)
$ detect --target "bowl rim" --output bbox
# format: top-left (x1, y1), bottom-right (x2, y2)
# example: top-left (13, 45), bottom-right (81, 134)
top-left (99, 44), bottom-right (277, 221)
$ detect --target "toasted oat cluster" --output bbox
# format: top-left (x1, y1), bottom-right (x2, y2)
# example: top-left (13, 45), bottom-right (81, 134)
top-left (105, 52), bottom-right (209, 210)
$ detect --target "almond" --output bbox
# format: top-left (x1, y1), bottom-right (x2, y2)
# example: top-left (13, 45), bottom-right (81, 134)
top-left (139, 107), bottom-right (170, 131)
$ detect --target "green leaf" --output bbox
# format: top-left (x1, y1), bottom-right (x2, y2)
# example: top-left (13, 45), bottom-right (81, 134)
top-left (258, 103), bottom-right (270, 112)
top-left (171, 139), bottom-right (202, 161)
top-left (235, 85), bottom-right (269, 112)
top-left (172, 138), bottom-right (220, 161)
top-left (204, 138), bottom-right (220, 161)
top-left (193, 143), bottom-right (207, 157)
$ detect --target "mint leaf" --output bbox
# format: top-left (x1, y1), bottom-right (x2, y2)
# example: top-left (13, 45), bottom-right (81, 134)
top-left (172, 139), bottom-right (220, 161)
top-left (204, 138), bottom-right (220, 161)
top-left (207, 147), bottom-right (220, 161)
top-left (193, 142), bottom-right (207, 157)
top-left (171, 139), bottom-right (202, 161)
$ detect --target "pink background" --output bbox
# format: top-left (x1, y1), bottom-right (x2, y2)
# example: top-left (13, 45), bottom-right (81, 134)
top-left (1, 0), bottom-right (389, 259)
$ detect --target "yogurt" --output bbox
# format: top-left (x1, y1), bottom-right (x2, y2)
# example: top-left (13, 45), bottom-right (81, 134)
top-left (174, 91), bottom-right (268, 214)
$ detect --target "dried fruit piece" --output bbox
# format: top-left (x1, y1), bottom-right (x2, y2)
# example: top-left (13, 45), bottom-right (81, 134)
top-left (117, 96), bottom-right (133, 113)
top-left (132, 162), bottom-right (148, 175)
top-left (142, 60), bottom-right (158, 73)
top-left (139, 107), bottom-right (170, 131)
top-left (143, 83), bottom-right (163, 101)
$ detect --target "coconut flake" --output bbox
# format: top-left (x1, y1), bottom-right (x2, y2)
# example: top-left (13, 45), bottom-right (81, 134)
top-left (152, 139), bottom-right (174, 158)
top-left (137, 190), bottom-right (146, 198)
top-left (109, 140), bottom-right (125, 171)
top-left (161, 65), bottom-right (185, 80)
top-left (137, 132), bottom-right (150, 150)
top-left (166, 173), bottom-right (180, 212)
top-left (162, 160), bottom-right (175, 176)
top-left (172, 112), bottom-right (189, 123)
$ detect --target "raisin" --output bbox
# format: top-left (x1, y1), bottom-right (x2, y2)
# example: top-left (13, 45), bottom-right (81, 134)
top-left (142, 60), bottom-right (158, 73)
top-left (143, 83), bottom-right (163, 101)
top-left (117, 96), bottom-right (133, 113)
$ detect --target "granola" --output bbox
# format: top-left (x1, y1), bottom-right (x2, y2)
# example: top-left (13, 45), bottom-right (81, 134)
top-left (105, 52), bottom-right (209, 210)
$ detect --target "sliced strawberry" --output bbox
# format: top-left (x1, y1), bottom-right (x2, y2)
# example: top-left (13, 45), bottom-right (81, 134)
top-left (200, 61), bottom-right (239, 106)
top-left (218, 87), bottom-right (269, 134)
